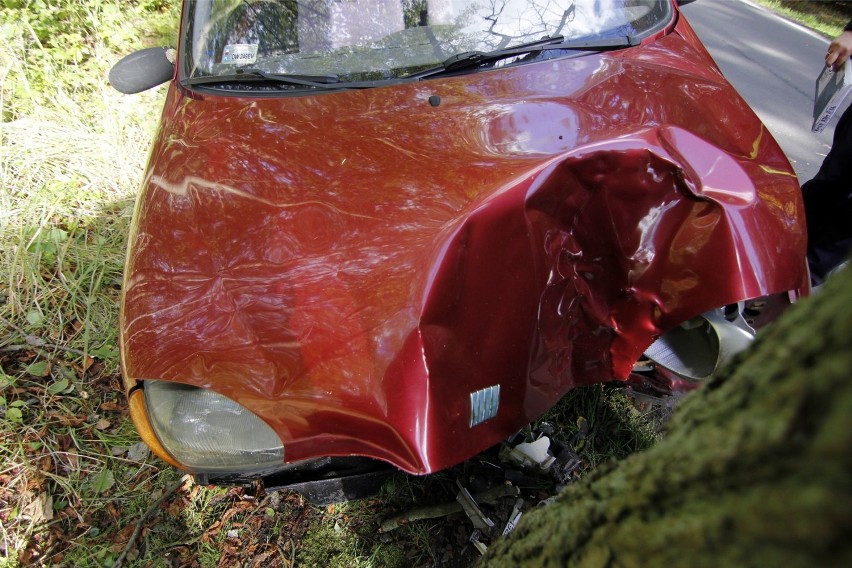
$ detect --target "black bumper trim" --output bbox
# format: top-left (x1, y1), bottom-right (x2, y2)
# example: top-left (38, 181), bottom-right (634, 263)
top-left (195, 457), bottom-right (398, 505)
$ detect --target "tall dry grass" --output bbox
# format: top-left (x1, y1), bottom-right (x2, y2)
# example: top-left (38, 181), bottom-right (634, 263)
top-left (0, 29), bottom-right (163, 339)
top-left (0, 3), bottom-right (176, 563)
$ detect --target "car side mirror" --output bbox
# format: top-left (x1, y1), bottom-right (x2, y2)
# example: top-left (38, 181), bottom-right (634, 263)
top-left (109, 47), bottom-right (176, 94)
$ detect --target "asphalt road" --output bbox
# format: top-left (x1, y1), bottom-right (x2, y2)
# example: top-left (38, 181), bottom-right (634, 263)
top-left (680, 0), bottom-right (843, 182)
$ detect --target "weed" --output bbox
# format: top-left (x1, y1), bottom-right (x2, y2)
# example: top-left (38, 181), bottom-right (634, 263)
top-left (395, 521), bottom-right (438, 566)
top-left (533, 383), bottom-right (661, 469)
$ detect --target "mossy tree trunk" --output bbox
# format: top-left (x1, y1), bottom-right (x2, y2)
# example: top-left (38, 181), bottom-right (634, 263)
top-left (483, 268), bottom-right (852, 567)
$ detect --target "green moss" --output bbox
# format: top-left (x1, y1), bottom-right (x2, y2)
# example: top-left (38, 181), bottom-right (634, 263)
top-left (296, 518), bottom-right (368, 568)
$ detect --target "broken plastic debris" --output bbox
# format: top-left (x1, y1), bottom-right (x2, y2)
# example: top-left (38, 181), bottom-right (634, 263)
top-left (501, 497), bottom-right (524, 536)
top-left (469, 529), bottom-right (488, 555)
top-left (552, 450), bottom-right (583, 485)
top-left (499, 436), bottom-right (556, 472)
top-left (456, 480), bottom-right (495, 530)
top-left (547, 436), bottom-right (584, 484)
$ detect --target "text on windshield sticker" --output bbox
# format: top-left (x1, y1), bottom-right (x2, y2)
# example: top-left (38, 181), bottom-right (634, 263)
top-left (222, 44), bottom-right (259, 65)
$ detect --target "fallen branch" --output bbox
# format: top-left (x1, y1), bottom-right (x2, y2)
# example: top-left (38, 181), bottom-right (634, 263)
top-left (0, 343), bottom-right (87, 357)
top-left (0, 316), bottom-right (87, 357)
top-left (379, 484), bottom-right (519, 533)
top-left (113, 476), bottom-right (189, 568)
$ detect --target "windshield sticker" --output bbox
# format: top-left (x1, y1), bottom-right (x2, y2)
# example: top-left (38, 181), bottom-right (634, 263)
top-left (222, 44), bottom-right (258, 65)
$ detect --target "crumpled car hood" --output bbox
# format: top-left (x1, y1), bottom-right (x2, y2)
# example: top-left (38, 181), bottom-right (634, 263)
top-left (121, 25), bottom-right (806, 474)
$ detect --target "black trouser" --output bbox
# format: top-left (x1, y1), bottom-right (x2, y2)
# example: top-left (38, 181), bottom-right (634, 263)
top-left (801, 103), bottom-right (852, 284)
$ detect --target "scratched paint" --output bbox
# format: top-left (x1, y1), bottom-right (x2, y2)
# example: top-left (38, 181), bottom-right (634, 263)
top-left (120, 10), bottom-right (807, 474)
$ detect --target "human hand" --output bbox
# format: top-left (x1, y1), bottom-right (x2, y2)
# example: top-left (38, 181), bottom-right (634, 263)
top-left (826, 30), bottom-right (852, 71)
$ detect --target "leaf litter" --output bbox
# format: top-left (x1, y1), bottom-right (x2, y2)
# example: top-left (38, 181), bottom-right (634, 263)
top-left (1, 322), bottom-right (673, 567)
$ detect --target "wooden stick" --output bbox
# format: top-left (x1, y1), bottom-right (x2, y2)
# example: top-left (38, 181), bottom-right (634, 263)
top-left (379, 484), bottom-right (519, 533)
top-left (0, 316), bottom-right (87, 356)
top-left (113, 476), bottom-right (188, 568)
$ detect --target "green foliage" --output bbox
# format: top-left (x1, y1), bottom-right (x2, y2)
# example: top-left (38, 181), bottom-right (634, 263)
top-left (0, 1), bottom-right (180, 564)
top-left (0, 0), bottom-right (179, 120)
top-left (402, 0), bottom-right (429, 28)
top-left (534, 383), bottom-right (661, 468)
top-left (751, 0), bottom-right (851, 38)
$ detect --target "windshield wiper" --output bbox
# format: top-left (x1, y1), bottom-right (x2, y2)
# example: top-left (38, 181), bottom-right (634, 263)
top-left (184, 69), bottom-right (343, 89)
top-left (184, 35), bottom-right (639, 90)
top-left (413, 35), bottom-right (639, 80)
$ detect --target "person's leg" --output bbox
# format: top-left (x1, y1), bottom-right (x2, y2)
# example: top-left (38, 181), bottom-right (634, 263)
top-left (801, 104), bottom-right (852, 284)
top-left (814, 103), bottom-right (852, 181)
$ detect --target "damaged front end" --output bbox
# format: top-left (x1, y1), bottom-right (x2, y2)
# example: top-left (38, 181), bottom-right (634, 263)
top-left (522, 125), bottom-right (808, 402)
top-left (121, 119), bottom-right (807, 499)
top-left (118, 4), bottom-right (807, 500)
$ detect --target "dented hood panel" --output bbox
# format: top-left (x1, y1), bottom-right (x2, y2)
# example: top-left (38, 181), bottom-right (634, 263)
top-left (121, 22), bottom-right (806, 474)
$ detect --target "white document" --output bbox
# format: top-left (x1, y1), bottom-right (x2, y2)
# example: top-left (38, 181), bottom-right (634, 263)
top-left (813, 58), bottom-right (852, 133)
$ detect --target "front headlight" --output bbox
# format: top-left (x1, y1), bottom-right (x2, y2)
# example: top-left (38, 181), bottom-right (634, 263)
top-left (141, 380), bottom-right (284, 473)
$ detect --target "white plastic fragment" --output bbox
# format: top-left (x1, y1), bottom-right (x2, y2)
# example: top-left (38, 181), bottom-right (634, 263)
top-left (469, 529), bottom-right (488, 555)
top-left (501, 436), bottom-right (556, 471)
top-left (456, 480), bottom-right (495, 530)
top-left (502, 498), bottom-right (524, 536)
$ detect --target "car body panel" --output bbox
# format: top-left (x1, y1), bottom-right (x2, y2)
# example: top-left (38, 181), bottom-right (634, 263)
top-left (120, 11), bottom-right (807, 474)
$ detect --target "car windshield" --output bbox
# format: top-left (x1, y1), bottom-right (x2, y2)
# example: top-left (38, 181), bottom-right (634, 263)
top-left (181, 0), bottom-right (673, 86)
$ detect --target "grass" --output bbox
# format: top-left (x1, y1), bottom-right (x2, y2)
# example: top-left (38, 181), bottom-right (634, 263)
top-left (533, 384), bottom-right (661, 468)
top-left (0, 0), bottom-right (847, 566)
top-left (750, 0), bottom-right (851, 37)
top-left (1, 2), bottom-right (181, 564)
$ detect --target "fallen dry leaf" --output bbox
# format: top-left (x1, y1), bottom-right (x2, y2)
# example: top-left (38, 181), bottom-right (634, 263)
top-left (72, 356), bottom-right (94, 375)
top-left (111, 522), bottom-right (137, 551)
top-left (58, 452), bottom-right (79, 471)
top-left (21, 492), bottom-right (54, 524)
top-left (252, 548), bottom-right (277, 567)
top-left (39, 455), bottom-right (54, 474)
top-left (54, 414), bottom-right (87, 426)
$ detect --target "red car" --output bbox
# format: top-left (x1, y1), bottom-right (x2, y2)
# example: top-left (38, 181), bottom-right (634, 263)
top-left (112, 0), bottom-right (808, 498)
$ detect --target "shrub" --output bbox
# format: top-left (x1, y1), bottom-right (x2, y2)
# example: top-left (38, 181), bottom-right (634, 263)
top-left (0, 0), bottom-right (178, 120)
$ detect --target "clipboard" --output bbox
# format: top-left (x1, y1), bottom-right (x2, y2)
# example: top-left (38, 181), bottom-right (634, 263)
top-left (813, 58), bottom-right (852, 133)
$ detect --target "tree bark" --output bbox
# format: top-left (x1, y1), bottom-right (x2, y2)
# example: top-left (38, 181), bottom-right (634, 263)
top-left (483, 268), bottom-right (852, 567)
